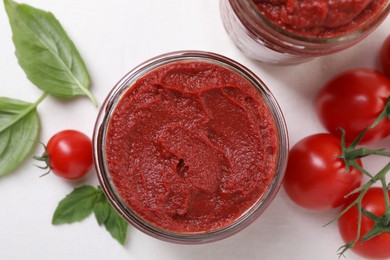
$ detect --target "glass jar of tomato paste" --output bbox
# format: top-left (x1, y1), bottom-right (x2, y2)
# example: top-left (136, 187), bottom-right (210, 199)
top-left (93, 51), bottom-right (288, 243)
top-left (220, 0), bottom-right (390, 64)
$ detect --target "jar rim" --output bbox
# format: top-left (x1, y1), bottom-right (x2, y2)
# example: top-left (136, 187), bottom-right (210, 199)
top-left (93, 50), bottom-right (289, 244)
top-left (233, 0), bottom-right (390, 44)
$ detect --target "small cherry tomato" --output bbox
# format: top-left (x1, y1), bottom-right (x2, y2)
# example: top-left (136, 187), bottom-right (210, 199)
top-left (316, 68), bottom-right (390, 144)
top-left (338, 187), bottom-right (390, 259)
top-left (381, 35), bottom-right (390, 78)
top-left (46, 130), bottom-right (93, 180)
top-left (283, 133), bottom-right (362, 211)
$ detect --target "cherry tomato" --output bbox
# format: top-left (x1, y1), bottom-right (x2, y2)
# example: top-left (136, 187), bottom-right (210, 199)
top-left (283, 133), bottom-right (362, 211)
top-left (381, 35), bottom-right (390, 78)
top-left (316, 68), bottom-right (390, 144)
top-left (46, 130), bottom-right (93, 180)
top-left (338, 187), bottom-right (390, 259)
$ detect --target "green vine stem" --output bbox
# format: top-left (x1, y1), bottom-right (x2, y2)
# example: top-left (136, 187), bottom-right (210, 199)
top-left (369, 97), bottom-right (390, 130)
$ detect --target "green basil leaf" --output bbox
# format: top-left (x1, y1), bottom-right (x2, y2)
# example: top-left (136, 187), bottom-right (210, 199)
top-left (4, 0), bottom-right (97, 106)
top-left (52, 185), bottom-right (98, 225)
top-left (94, 187), bottom-right (111, 226)
top-left (94, 186), bottom-right (128, 245)
top-left (104, 205), bottom-right (128, 245)
top-left (0, 96), bottom-right (40, 176)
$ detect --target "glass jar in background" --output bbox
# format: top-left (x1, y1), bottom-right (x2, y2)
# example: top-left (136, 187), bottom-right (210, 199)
top-left (93, 51), bottom-right (289, 244)
top-left (220, 0), bottom-right (390, 64)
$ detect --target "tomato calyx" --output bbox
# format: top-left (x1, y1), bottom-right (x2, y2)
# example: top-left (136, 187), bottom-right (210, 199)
top-left (337, 128), bottom-right (371, 177)
top-left (33, 142), bottom-right (52, 177)
top-left (337, 98), bottom-right (390, 176)
top-left (360, 208), bottom-right (390, 242)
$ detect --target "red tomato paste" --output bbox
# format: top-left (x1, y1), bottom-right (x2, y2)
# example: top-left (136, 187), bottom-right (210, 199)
top-left (105, 61), bottom-right (278, 232)
top-left (253, 0), bottom-right (387, 37)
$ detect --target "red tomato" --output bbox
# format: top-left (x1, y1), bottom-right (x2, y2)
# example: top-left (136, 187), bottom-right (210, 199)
top-left (283, 133), bottom-right (362, 211)
top-left (338, 187), bottom-right (390, 259)
top-left (316, 68), bottom-right (390, 144)
top-left (46, 130), bottom-right (93, 180)
top-left (381, 35), bottom-right (390, 78)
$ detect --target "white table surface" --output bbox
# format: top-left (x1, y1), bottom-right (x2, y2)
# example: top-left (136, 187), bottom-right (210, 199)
top-left (1, 1), bottom-right (389, 259)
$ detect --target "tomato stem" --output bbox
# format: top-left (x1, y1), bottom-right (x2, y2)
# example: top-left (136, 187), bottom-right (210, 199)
top-left (369, 97), bottom-right (390, 130)
top-left (380, 177), bottom-right (390, 226)
top-left (346, 148), bottom-right (390, 159)
top-left (349, 161), bottom-right (373, 178)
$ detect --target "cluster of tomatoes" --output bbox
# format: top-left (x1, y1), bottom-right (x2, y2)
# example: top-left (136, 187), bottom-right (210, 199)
top-left (283, 36), bottom-right (390, 258)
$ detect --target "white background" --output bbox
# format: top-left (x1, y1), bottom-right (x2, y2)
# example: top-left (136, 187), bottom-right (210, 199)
top-left (0, 1), bottom-right (389, 259)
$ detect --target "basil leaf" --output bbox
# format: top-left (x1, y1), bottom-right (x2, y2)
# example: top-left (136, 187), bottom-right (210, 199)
top-left (0, 96), bottom-right (40, 176)
top-left (52, 185), bottom-right (98, 224)
top-left (94, 187), bottom-right (111, 226)
top-left (95, 186), bottom-right (128, 245)
top-left (104, 204), bottom-right (128, 245)
top-left (4, 0), bottom-right (97, 106)
top-left (53, 185), bottom-right (128, 245)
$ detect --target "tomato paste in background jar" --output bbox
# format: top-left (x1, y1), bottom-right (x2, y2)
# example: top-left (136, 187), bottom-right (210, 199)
top-left (220, 0), bottom-right (390, 64)
top-left (94, 51), bottom-right (288, 243)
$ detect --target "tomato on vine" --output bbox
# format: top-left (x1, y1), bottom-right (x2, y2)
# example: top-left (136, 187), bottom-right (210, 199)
top-left (316, 68), bottom-right (390, 144)
top-left (338, 187), bottom-right (390, 259)
top-left (35, 130), bottom-right (93, 180)
top-left (283, 133), bottom-right (363, 211)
